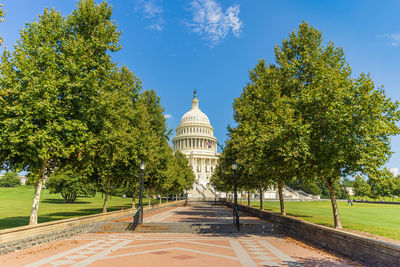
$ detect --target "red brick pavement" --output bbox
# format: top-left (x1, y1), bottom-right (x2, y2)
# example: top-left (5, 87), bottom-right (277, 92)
top-left (0, 202), bottom-right (360, 267)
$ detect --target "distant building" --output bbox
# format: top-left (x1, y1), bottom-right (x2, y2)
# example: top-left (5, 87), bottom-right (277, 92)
top-left (345, 187), bottom-right (355, 196)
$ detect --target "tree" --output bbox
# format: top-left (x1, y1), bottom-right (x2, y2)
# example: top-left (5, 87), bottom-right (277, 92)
top-left (134, 90), bottom-right (171, 202)
top-left (0, 172), bottom-right (21, 187)
top-left (230, 60), bottom-right (308, 215)
top-left (172, 150), bottom-right (195, 197)
top-left (78, 66), bottom-right (141, 212)
top-left (0, 0), bottom-right (121, 224)
top-left (47, 169), bottom-right (95, 203)
top-left (274, 22), bottom-right (400, 228)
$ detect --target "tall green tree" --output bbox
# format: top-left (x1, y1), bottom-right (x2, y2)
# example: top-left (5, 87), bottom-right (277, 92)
top-left (135, 90), bottom-right (171, 201)
top-left (0, 0), bottom-right (121, 224)
top-left (274, 22), bottom-right (400, 228)
top-left (172, 150), bottom-right (195, 197)
top-left (81, 66), bottom-right (141, 212)
top-left (230, 60), bottom-right (307, 214)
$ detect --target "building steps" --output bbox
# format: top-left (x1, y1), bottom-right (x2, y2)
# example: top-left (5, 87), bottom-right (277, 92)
top-left (97, 221), bottom-right (281, 235)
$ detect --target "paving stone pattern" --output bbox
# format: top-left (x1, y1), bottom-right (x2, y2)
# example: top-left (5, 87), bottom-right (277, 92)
top-left (0, 202), bottom-right (357, 267)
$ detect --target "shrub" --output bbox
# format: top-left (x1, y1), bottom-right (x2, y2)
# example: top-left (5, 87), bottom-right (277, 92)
top-left (0, 172), bottom-right (21, 187)
top-left (47, 169), bottom-right (96, 203)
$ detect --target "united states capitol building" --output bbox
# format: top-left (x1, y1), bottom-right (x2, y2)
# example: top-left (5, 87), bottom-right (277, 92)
top-left (172, 90), bottom-right (218, 199)
top-left (172, 90), bottom-right (319, 201)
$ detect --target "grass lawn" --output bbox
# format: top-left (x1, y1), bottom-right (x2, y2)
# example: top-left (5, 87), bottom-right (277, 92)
top-left (248, 200), bottom-right (400, 241)
top-left (0, 187), bottom-right (168, 230)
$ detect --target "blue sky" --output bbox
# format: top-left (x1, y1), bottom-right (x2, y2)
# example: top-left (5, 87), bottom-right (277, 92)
top-left (1, 0), bottom-right (400, 170)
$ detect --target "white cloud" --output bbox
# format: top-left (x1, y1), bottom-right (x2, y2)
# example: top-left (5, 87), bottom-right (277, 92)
top-left (390, 168), bottom-right (399, 177)
top-left (135, 0), bottom-right (165, 31)
top-left (164, 113), bottom-right (173, 119)
top-left (389, 34), bottom-right (400, 46)
top-left (189, 0), bottom-right (243, 47)
top-left (378, 33), bottom-right (400, 46)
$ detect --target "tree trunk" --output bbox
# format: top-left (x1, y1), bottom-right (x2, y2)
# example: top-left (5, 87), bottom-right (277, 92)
top-left (102, 179), bottom-right (110, 213)
top-left (166, 195), bottom-right (168, 202)
top-left (131, 186), bottom-right (136, 208)
top-left (278, 181), bottom-right (286, 215)
top-left (148, 191), bottom-right (151, 206)
top-left (29, 160), bottom-right (48, 225)
top-left (159, 196), bottom-right (162, 204)
top-left (328, 179), bottom-right (342, 229)
top-left (247, 190), bottom-right (250, 206)
top-left (259, 186), bottom-right (263, 210)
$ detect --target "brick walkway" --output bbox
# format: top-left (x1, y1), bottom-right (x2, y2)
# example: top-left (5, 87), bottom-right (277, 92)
top-left (0, 202), bottom-right (359, 267)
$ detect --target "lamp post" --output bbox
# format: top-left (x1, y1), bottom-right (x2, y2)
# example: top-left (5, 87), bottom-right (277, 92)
top-left (231, 161), bottom-right (240, 231)
top-left (139, 161), bottom-right (146, 224)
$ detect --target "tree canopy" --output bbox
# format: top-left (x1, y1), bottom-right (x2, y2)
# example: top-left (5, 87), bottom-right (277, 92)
top-left (0, 0), bottom-right (195, 225)
top-left (213, 22), bottom-right (400, 228)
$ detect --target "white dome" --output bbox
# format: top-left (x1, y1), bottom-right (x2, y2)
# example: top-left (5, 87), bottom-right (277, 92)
top-left (172, 90), bottom-right (219, 197)
top-left (180, 97), bottom-right (210, 125)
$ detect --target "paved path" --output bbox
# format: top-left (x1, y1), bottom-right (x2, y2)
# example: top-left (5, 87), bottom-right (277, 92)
top-left (143, 202), bottom-right (263, 223)
top-left (0, 202), bottom-right (359, 267)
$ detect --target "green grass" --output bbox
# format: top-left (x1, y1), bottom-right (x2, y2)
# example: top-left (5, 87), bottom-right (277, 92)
top-left (248, 200), bottom-right (400, 240)
top-left (0, 187), bottom-right (167, 230)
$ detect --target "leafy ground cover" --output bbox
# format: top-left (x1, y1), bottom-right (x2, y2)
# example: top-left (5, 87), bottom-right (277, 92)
top-left (0, 187), bottom-right (168, 229)
top-left (248, 200), bottom-right (400, 240)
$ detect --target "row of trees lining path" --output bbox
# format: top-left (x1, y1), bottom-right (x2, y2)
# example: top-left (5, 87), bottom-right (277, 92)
top-left (211, 22), bottom-right (400, 229)
top-left (0, 0), bottom-right (195, 225)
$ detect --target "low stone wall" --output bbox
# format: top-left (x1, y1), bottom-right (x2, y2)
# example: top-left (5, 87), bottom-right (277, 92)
top-left (0, 200), bottom-right (185, 255)
top-left (225, 201), bottom-right (400, 267)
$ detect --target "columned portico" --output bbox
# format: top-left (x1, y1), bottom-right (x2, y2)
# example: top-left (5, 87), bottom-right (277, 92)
top-left (172, 90), bottom-right (219, 198)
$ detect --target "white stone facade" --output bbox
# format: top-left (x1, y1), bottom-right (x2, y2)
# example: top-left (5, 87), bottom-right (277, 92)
top-left (172, 91), bottom-right (218, 196)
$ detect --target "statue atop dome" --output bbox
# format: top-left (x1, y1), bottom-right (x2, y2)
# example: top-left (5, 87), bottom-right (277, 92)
top-left (191, 89), bottom-right (200, 110)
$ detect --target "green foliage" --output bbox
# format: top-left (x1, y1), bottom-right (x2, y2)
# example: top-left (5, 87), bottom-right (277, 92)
top-left (47, 169), bottom-right (95, 203)
top-left (0, 0), bottom-right (122, 224)
top-left (170, 150), bottom-right (195, 194)
top-left (211, 140), bottom-right (241, 193)
top-left (353, 175), bottom-right (371, 198)
top-left (367, 168), bottom-right (400, 200)
top-left (288, 178), bottom-right (322, 196)
top-left (217, 22), bottom-right (400, 228)
top-left (272, 22), bottom-right (399, 227)
top-left (341, 177), bottom-right (354, 187)
top-left (0, 172), bottom-right (21, 187)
